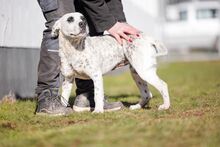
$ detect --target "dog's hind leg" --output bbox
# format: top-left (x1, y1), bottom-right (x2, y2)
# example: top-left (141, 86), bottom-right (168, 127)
top-left (129, 66), bottom-right (152, 110)
top-left (61, 76), bottom-right (74, 107)
top-left (135, 66), bottom-right (170, 110)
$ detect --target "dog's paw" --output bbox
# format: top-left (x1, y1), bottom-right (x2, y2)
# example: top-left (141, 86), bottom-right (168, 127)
top-left (158, 104), bottom-right (170, 110)
top-left (149, 92), bottom-right (153, 98)
top-left (129, 104), bottom-right (141, 110)
top-left (92, 109), bottom-right (104, 114)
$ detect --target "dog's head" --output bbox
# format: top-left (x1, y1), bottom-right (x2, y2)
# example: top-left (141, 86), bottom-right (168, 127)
top-left (52, 12), bottom-right (89, 38)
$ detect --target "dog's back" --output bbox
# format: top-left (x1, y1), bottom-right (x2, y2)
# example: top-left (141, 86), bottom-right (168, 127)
top-left (84, 35), bottom-right (126, 74)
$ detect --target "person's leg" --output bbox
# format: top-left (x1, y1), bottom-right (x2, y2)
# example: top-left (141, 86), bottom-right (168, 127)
top-left (36, 0), bottom-right (76, 89)
top-left (35, 0), bottom-right (75, 115)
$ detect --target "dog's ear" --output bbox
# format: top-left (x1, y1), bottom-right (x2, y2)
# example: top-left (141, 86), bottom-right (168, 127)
top-left (51, 19), bottom-right (61, 38)
top-left (152, 40), bottom-right (168, 56)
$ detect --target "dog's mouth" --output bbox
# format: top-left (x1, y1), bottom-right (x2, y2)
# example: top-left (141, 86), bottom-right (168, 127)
top-left (69, 30), bottom-right (86, 37)
top-left (69, 33), bottom-right (77, 37)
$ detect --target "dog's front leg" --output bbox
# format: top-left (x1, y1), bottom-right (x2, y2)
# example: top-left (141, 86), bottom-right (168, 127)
top-left (61, 76), bottom-right (74, 106)
top-left (60, 51), bottom-right (75, 107)
top-left (90, 71), bottom-right (104, 113)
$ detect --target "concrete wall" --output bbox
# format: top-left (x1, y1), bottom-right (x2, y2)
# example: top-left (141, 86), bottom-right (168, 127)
top-left (0, 47), bottom-right (39, 98)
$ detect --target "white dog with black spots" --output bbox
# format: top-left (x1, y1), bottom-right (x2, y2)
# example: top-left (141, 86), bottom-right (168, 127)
top-left (52, 12), bottom-right (170, 113)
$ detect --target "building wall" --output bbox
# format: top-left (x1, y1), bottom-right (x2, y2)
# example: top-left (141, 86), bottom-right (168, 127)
top-left (0, 47), bottom-right (39, 98)
top-left (0, 0), bottom-right (43, 98)
top-left (123, 0), bottom-right (164, 39)
top-left (0, 0), bottom-right (45, 48)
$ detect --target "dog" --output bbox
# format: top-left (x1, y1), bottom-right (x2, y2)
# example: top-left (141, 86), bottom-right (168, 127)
top-left (51, 12), bottom-right (170, 113)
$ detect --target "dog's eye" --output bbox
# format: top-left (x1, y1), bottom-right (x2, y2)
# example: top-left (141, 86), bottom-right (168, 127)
top-left (80, 16), bottom-right (86, 22)
top-left (67, 16), bottom-right (74, 23)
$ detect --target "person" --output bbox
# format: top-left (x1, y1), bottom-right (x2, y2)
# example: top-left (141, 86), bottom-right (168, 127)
top-left (35, 0), bottom-right (139, 116)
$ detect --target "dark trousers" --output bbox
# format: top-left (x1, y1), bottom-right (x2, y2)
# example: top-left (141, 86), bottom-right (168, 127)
top-left (36, 0), bottom-right (93, 96)
top-left (36, 0), bottom-right (126, 96)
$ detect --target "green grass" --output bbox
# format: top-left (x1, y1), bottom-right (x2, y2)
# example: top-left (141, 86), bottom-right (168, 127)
top-left (0, 61), bottom-right (220, 147)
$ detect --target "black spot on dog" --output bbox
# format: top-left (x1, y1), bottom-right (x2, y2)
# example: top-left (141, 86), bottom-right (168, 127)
top-left (67, 16), bottom-right (74, 23)
top-left (80, 16), bottom-right (86, 22)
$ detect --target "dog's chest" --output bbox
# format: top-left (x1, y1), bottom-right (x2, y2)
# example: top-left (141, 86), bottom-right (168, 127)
top-left (67, 53), bottom-right (92, 79)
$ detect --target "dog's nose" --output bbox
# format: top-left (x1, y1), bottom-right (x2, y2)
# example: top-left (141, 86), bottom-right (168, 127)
top-left (79, 21), bottom-right (86, 28)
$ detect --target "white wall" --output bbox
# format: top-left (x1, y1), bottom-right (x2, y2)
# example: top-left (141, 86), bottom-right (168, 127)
top-left (0, 0), bottom-right (45, 48)
top-left (123, 0), bottom-right (160, 18)
top-left (122, 0), bottom-right (163, 38)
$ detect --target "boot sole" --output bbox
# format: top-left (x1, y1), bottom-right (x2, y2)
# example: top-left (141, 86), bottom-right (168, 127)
top-left (35, 109), bottom-right (69, 116)
top-left (73, 106), bottom-right (92, 112)
top-left (73, 105), bottom-right (122, 112)
top-left (35, 112), bottom-right (66, 116)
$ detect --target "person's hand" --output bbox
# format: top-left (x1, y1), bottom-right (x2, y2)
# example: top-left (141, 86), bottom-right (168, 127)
top-left (107, 22), bottom-right (140, 45)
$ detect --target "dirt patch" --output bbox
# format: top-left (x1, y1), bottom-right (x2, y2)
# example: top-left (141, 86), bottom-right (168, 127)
top-left (49, 119), bottom-right (88, 127)
top-left (181, 110), bottom-right (204, 117)
top-left (67, 120), bottom-right (88, 125)
top-left (179, 108), bottom-right (213, 118)
top-left (156, 108), bottom-right (212, 120)
top-left (71, 139), bottom-right (82, 147)
top-left (0, 91), bottom-right (16, 104)
top-left (0, 122), bottom-right (17, 130)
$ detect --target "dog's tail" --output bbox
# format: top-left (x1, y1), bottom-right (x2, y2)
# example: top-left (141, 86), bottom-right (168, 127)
top-left (151, 39), bottom-right (168, 57)
top-left (143, 35), bottom-right (168, 57)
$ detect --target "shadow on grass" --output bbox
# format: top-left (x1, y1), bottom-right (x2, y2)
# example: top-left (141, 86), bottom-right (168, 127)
top-left (109, 94), bottom-right (152, 109)
top-left (13, 94), bottom-right (151, 109)
top-left (109, 94), bottom-right (139, 99)
top-left (109, 94), bottom-right (138, 108)
top-left (68, 94), bottom-right (145, 108)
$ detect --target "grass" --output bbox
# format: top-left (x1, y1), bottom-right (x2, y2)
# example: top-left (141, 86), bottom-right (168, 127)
top-left (0, 60), bottom-right (220, 147)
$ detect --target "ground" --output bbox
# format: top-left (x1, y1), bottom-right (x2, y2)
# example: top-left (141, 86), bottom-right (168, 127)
top-left (0, 61), bottom-right (220, 147)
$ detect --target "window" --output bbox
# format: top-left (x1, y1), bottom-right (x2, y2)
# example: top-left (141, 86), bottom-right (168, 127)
top-left (167, 0), bottom-right (191, 5)
top-left (197, 9), bottom-right (218, 19)
top-left (179, 10), bottom-right (188, 21)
